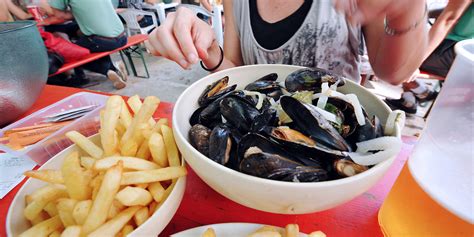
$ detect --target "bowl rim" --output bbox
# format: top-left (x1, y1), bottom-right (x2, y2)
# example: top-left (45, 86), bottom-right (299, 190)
top-left (173, 64), bottom-right (400, 188)
top-left (6, 133), bottom-right (187, 236)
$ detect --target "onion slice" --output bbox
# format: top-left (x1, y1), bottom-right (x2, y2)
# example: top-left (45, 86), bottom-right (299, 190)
top-left (317, 82), bottom-right (329, 109)
top-left (304, 103), bottom-right (338, 125)
top-left (384, 110), bottom-right (406, 136)
top-left (243, 90), bottom-right (266, 110)
top-left (345, 94), bottom-right (365, 126)
top-left (348, 136), bottom-right (402, 166)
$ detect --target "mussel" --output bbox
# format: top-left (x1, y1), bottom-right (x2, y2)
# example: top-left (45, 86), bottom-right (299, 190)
top-left (220, 95), bottom-right (261, 133)
top-left (280, 96), bottom-right (352, 152)
top-left (285, 68), bottom-right (345, 92)
top-left (238, 134), bottom-right (328, 182)
top-left (189, 124), bottom-right (212, 156)
top-left (198, 76), bottom-right (237, 107)
top-left (209, 124), bottom-right (233, 165)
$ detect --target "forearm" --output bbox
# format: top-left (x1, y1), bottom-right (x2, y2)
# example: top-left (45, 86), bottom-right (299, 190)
top-left (424, 0), bottom-right (471, 60)
top-left (50, 8), bottom-right (73, 20)
top-left (366, 1), bottom-right (427, 84)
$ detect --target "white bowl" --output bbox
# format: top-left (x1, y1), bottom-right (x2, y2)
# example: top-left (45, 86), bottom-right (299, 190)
top-left (173, 65), bottom-right (401, 214)
top-left (6, 134), bottom-right (186, 236)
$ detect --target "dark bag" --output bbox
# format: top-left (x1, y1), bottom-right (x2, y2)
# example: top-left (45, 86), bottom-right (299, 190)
top-left (47, 51), bottom-right (65, 75)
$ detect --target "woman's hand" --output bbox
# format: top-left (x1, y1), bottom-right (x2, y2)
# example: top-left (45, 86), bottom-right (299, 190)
top-left (146, 7), bottom-right (217, 69)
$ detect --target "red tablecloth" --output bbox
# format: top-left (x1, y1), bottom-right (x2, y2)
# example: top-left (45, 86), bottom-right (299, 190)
top-left (0, 85), bottom-right (417, 237)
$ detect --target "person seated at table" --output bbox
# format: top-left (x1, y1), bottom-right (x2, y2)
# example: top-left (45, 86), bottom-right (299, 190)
top-left (385, 0), bottom-right (473, 114)
top-left (0, 0), bottom-right (32, 21)
top-left (48, 0), bottom-right (128, 89)
top-left (147, 0), bottom-right (429, 85)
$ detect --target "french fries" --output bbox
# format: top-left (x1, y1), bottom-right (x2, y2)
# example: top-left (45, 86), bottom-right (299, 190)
top-left (72, 200), bottom-right (91, 225)
top-left (61, 152), bottom-right (92, 200)
top-left (149, 132), bottom-right (168, 167)
top-left (66, 131), bottom-right (103, 159)
top-left (100, 95), bottom-right (122, 156)
top-left (61, 226), bottom-right (82, 237)
top-left (203, 224), bottom-right (326, 237)
top-left (19, 215), bottom-right (63, 237)
top-left (116, 187), bottom-right (153, 206)
top-left (20, 95), bottom-right (186, 237)
top-left (120, 166), bottom-right (187, 185)
top-left (93, 156), bottom-right (160, 171)
top-left (88, 206), bottom-right (141, 237)
top-left (24, 170), bottom-right (64, 184)
top-left (161, 125), bottom-right (180, 167)
top-left (56, 198), bottom-right (77, 227)
top-left (133, 206), bottom-right (149, 226)
top-left (82, 162), bottom-right (123, 234)
top-left (24, 185), bottom-right (68, 220)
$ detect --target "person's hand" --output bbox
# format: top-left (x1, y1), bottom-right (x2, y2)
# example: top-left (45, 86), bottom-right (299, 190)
top-left (146, 7), bottom-right (217, 69)
top-left (332, 0), bottom-right (422, 25)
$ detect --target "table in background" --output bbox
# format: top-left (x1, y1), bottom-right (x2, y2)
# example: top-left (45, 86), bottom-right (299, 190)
top-left (0, 85), bottom-right (417, 237)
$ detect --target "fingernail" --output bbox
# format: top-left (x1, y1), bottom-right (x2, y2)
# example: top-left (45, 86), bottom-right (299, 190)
top-left (188, 53), bottom-right (198, 64)
top-left (179, 59), bottom-right (189, 69)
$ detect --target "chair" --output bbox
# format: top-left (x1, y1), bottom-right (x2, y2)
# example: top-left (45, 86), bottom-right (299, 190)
top-left (179, 4), bottom-right (224, 46)
top-left (141, 2), bottom-right (179, 25)
top-left (119, 9), bottom-right (158, 36)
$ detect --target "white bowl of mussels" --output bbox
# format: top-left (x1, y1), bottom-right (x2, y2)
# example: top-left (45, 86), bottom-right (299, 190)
top-left (173, 64), bottom-right (404, 214)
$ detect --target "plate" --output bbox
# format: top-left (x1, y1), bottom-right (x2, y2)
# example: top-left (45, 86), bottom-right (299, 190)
top-left (171, 223), bottom-right (308, 237)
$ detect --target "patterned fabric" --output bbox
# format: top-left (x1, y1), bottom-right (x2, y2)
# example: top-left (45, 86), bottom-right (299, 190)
top-left (233, 0), bottom-right (362, 82)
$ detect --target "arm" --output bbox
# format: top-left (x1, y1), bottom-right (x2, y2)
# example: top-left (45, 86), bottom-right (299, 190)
top-left (47, 0), bottom-right (73, 20)
top-left (201, 0), bottom-right (242, 71)
top-left (363, 1), bottom-right (428, 85)
top-left (6, 0), bottom-right (31, 20)
top-left (49, 7), bottom-right (73, 19)
top-left (423, 0), bottom-right (471, 60)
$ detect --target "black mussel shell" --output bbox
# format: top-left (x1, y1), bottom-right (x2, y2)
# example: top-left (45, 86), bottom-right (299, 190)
top-left (198, 76), bottom-right (230, 106)
top-left (189, 124), bottom-right (212, 156)
top-left (209, 124), bottom-right (232, 165)
top-left (280, 96), bottom-right (352, 152)
top-left (285, 68), bottom-right (345, 92)
top-left (256, 73), bottom-right (278, 82)
top-left (220, 95), bottom-right (261, 133)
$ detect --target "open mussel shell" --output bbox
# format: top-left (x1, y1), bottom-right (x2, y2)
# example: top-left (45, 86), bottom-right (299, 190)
top-left (220, 95), bottom-right (261, 133)
top-left (334, 159), bottom-right (368, 177)
top-left (314, 97), bottom-right (359, 138)
top-left (285, 68), bottom-right (345, 92)
top-left (198, 76), bottom-right (237, 107)
top-left (280, 96), bottom-right (352, 152)
top-left (238, 134), bottom-right (329, 182)
top-left (265, 126), bottom-right (347, 161)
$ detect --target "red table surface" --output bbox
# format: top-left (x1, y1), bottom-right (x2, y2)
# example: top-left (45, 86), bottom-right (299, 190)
top-left (0, 85), bottom-right (417, 237)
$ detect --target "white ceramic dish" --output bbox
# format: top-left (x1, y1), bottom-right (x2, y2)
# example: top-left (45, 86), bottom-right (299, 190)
top-left (171, 223), bottom-right (308, 237)
top-left (6, 134), bottom-right (187, 236)
top-left (173, 64), bottom-right (402, 214)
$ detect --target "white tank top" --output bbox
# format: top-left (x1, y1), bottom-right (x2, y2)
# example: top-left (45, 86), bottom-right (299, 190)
top-left (233, 0), bottom-right (362, 82)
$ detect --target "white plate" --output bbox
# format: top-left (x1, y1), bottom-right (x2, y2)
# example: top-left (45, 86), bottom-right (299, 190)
top-left (171, 223), bottom-right (308, 237)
